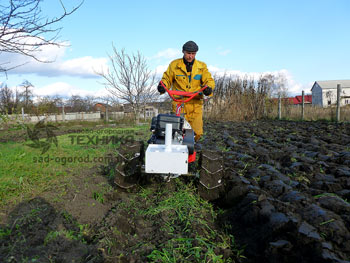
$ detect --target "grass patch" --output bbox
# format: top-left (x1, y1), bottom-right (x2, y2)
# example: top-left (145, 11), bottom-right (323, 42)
top-left (0, 124), bottom-right (149, 209)
top-left (142, 181), bottom-right (242, 262)
top-left (104, 179), bottom-right (244, 262)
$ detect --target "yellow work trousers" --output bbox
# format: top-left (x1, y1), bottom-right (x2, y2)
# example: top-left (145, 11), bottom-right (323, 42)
top-left (172, 101), bottom-right (203, 142)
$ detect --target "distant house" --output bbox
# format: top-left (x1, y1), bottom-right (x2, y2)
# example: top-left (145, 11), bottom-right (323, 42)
top-left (291, 95), bottom-right (312, 105)
top-left (142, 105), bottom-right (158, 118)
top-left (271, 95), bottom-right (312, 105)
top-left (93, 103), bottom-right (113, 112)
top-left (122, 103), bottom-right (159, 119)
top-left (311, 80), bottom-right (350, 107)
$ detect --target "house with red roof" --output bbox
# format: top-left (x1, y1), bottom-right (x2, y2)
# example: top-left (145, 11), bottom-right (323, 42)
top-left (272, 95), bottom-right (312, 105)
top-left (292, 95), bottom-right (312, 105)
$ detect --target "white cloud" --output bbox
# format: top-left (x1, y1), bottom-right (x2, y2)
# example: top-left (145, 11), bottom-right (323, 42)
top-left (151, 62), bottom-right (308, 96)
top-left (216, 46), bottom-right (232, 56)
top-left (218, 50), bottom-right (232, 56)
top-left (207, 67), bottom-right (308, 96)
top-left (154, 64), bottom-right (168, 77)
top-left (58, 56), bottom-right (108, 77)
top-left (1, 42), bottom-right (108, 78)
top-left (149, 49), bottom-right (183, 79)
top-left (151, 48), bottom-right (182, 60)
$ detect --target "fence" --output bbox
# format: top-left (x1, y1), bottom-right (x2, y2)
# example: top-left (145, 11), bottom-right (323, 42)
top-left (266, 103), bottom-right (350, 122)
top-left (1, 111), bottom-right (102, 124)
top-left (0, 108), bottom-right (158, 127)
top-left (204, 84), bottom-right (350, 122)
top-left (271, 85), bottom-right (350, 122)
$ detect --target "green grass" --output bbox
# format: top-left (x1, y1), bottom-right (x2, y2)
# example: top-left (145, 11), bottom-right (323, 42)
top-left (142, 182), bottom-right (237, 262)
top-left (140, 183), bottom-right (215, 234)
top-left (44, 226), bottom-right (89, 245)
top-left (109, 180), bottom-right (244, 262)
top-left (0, 124), bottom-right (149, 208)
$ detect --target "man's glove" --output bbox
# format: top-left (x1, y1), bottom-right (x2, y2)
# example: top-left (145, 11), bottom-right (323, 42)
top-left (157, 82), bottom-right (165, 94)
top-left (203, 87), bottom-right (212, 96)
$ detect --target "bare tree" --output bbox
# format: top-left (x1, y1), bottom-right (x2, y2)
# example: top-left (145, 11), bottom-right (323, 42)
top-left (51, 94), bottom-right (63, 108)
top-left (98, 94), bottom-right (118, 107)
top-left (67, 95), bottom-right (85, 112)
top-left (96, 45), bottom-right (157, 123)
top-left (209, 73), bottom-right (287, 121)
top-left (0, 0), bottom-right (84, 73)
top-left (140, 86), bottom-right (159, 119)
top-left (266, 73), bottom-right (288, 98)
top-left (0, 83), bottom-right (12, 113)
top-left (0, 83), bottom-right (20, 113)
top-left (35, 95), bottom-right (57, 114)
top-left (97, 94), bottom-right (120, 110)
top-left (19, 79), bottom-right (34, 110)
top-left (83, 95), bottom-right (97, 112)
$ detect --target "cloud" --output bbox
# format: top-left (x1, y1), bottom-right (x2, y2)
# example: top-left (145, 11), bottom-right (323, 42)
top-left (154, 64), bottom-right (168, 77)
top-left (1, 42), bottom-right (108, 78)
top-left (148, 48), bottom-right (183, 79)
top-left (218, 50), bottom-right (232, 56)
top-left (151, 61), bottom-right (308, 96)
top-left (150, 48), bottom-right (182, 60)
top-left (207, 66), bottom-right (308, 96)
top-left (216, 46), bottom-right (232, 56)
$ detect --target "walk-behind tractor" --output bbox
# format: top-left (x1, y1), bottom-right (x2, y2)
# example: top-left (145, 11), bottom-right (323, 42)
top-left (114, 81), bottom-right (225, 200)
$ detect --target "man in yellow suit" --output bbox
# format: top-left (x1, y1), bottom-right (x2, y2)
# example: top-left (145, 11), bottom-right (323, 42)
top-left (158, 40), bottom-right (215, 142)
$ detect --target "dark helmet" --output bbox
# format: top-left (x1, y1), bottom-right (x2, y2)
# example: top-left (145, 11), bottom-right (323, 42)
top-left (182, 41), bottom-right (198, 52)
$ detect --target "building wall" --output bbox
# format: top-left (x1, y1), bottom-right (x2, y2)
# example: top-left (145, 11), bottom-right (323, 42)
top-left (321, 88), bottom-right (350, 107)
top-left (143, 107), bottom-right (158, 118)
top-left (109, 112), bottom-right (125, 120)
top-left (341, 88), bottom-right (350, 106)
top-left (312, 83), bottom-right (323, 106)
top-left (313, 82), bottom-right (350, 107)
top-left (322, 89), bottom-right (337, 107)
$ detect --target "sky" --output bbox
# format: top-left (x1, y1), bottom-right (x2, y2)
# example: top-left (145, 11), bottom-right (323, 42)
top-left (1, 0), bottom-right (350, 100)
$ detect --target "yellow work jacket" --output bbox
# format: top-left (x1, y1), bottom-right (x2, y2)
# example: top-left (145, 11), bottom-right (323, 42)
top-left (161, 58), bottom-right (215, 104)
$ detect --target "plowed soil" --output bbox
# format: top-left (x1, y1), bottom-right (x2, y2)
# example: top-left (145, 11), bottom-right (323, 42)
top-left (1, 120), bottom-right (350, 263)
top-left (198, 120), bottom-right (350, 263)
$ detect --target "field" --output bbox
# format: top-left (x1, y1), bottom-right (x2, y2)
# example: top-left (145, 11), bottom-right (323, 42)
top-left (201, 120), bottom-right (350, 262)
top-left (0, 120), bottom-right (350, 262)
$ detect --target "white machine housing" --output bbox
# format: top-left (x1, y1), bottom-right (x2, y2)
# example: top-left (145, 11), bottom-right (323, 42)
top-left (145, 123), bottom-right (188, 174)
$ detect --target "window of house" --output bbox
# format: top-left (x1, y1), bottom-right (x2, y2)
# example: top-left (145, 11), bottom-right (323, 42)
top-left (346, 99), bottom-right (349, 105)
top-left (328, 100), bottom-right (331, 105)
top-left (145, 109), bottom-right (152, 117)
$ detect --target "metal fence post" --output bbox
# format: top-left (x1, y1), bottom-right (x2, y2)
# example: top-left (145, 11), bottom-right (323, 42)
top-left (62, 105), bottom-right (65, 121)
top-left (336, 84), bottom-right (341, 122)
top-left (301, 91), bottom-right (305, 121)
top-left (278, 96), bottom-right (282, 120)
top-left (21, 107), bottom-right (25, 122)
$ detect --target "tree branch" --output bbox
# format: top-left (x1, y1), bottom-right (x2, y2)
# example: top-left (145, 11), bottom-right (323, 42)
top-left (0, 0), bottom-right (84, 72)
